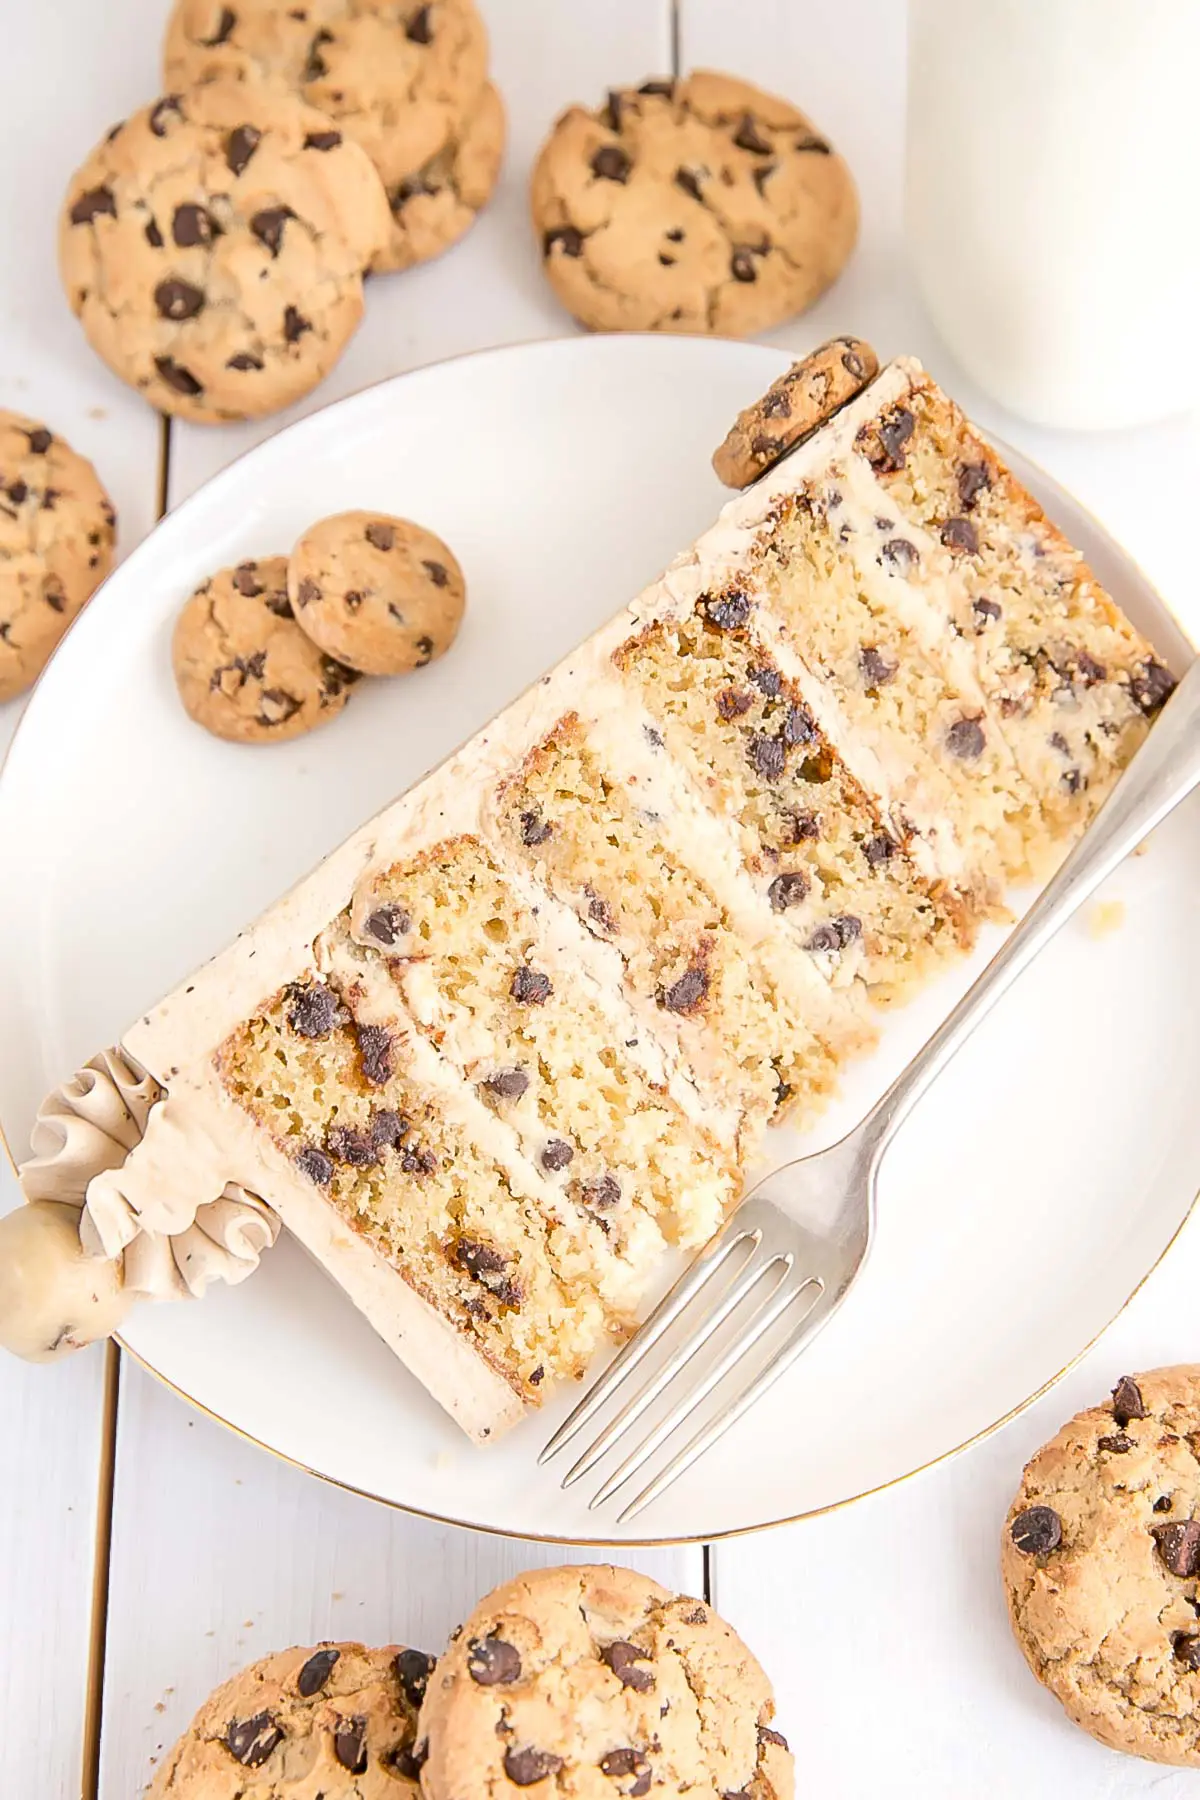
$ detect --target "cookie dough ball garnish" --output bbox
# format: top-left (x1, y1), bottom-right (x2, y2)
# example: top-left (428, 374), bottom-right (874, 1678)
top-left (713, 336), bottom-right (880, 489)
top-left (0, 411), bottom-right (116, 702)
top-left (1002, 1366), bottom-right (1200, 1766)
top-left (59, 82), bottom-right (391, 422)
top-left (530, 70), bottom-right (858, 336)
top-left (173, 555), bottom-right (360, 743)
top-left (288, 509), bottom-right (466, 676)
top-left (0, 1202), bottom-right (133, 1362)
top-left (162, 0), bottom-right (497, 273)
top-left (418, 1564), bottom-right (794, 1800)
top-left (146, 1640), bottom-right (431, 1796)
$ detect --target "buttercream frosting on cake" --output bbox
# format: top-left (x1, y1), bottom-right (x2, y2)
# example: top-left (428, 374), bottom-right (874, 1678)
top-left (10, 357), bottom-right (1175, 1438)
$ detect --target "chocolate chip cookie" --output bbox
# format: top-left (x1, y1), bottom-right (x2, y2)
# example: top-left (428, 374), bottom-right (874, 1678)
top-left (0, 411), bottom-right (116, 702)
top-left (147, 1640), bottom-right (433, 1796)
top-left (712, 336), bottom-right (879, 488)
top-left (60, 82), bottom-right (391, 422)
top-left (531, 70), bottom-right (858, 336)
top-left (418, 1564), bottom-right (793, 1800)
top-left (162, 0), bottom-right (492, 272)
top-left (288, 510), bottom-right (465, 675)
top-left (173, 555), bottom-right (359, 742)
top-left (1003, 1367), bottom-right (1200, 1765)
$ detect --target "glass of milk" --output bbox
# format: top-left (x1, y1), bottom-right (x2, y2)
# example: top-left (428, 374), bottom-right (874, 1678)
top-left (906, 0), bottom-right (1199, 429)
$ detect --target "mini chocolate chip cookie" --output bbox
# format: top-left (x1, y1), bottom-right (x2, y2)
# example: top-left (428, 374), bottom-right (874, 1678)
top-left (60, 82), bottom-right (391, 422)
top-left (173, 555), bottom-right (359, 742)
top-left (712, 336), bottom-right (879, 488)
top-left (1003, 1366), bottom-right (1200, 1766)
top-left (147, 1639), bottom-right (433, 1796)
top-left (531, 70), bottom-right (858, 336)
top-left (0, 411), bottom-right (116, 703)
top-left (288, 510), bottom-right (466, 676)
top-left (418, 1564), bottom-right (793, 1800)
top-left (162, 0), bottom-right (492, 272)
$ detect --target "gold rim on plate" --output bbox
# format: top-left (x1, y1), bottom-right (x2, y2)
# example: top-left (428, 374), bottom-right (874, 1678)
top-left (0, 335), bottom-right (1195, 1546)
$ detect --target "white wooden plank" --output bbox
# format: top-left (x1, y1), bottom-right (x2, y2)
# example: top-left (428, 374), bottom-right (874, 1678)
top-left (99, 1358), bottom-right (703, 1800)
top-left (167, 0), bottom-right (676, 506)
top-left (0, 2), bottom-right (172, 1795)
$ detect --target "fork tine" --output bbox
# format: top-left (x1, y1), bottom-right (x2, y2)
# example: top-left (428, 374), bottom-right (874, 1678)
top-left (590, 1273), bottom-right (822, 1511)
top-left (615, 1278), bottom-right (834, 1524)
top-left (538, 1224), bottom-right (763, 1465)
top-left (561, 1251), bottom-right (794, 1490)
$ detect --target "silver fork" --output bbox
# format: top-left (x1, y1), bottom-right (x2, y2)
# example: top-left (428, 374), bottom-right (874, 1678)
top-left (541, 655), bottom-right (1200, 1523)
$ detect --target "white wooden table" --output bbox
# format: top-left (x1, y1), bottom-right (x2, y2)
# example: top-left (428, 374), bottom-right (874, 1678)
top-left (2, 5), bottom-right (1199, 1796)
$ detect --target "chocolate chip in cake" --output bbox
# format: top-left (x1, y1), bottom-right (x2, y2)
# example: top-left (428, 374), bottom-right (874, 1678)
top-left (287, 982), bottom-right (344, 1038)
top-left (859, 645), bottom-right (896, 690)
top-left (334, 1715), bottom-right (368, 1774)
top-left (327, 1125), bottom-right (379, 1168)
top-left (1155, 1495), bottom-right (1174, 1513)
top-left (1153, 1519), bottom-right (1200, 1577)
top-left (868, 407), bottom-right (915, 471)
top-left (661, 966), bottom-right (708, 1013)
top-left (1097, 1432), bottom-right (1134, 1454)
top-left (946, 717), bottom-right (985, 759)
top-left (806, 914), bottom-right (861, 953)
top-left (585, 887), bottom-right (616, 931)
top-left (467, 1635), bottom-right (522, 1685)
top-left (225, 123), bottom-right (262, 175)
top-left (506, 1746), bottom-right (565, 1786)
top-left (957, 462), bottom-right (991, 509)
top-left (599, 1748), bottom-right (651, 1795)
top-left (454, 1240), bottom-right (522, 1306)
top-left (580, 1174), bottom-right (621, 1212)
top-left (485, 1067), bottom-right (530, 1101)
top-left (369, 1110), bottom-right (406, 1153)
top-left (400, 1143), bottom-right (437, 1176)
top-left (1174, 1633), bottom-right (1200, 1670)
top-left (225, 1711), bottom-right (283, 1767)
top-left (388, 1740), bottom-right (428, 1780)
top-left (1130, 659), bottom-right (1176, 715)
top-left (717, 687), bottom-right (754, 721)
top-left (391, 1648), bottom-right (435, 1708)
top-left (1010, 1505), bottom-right (1062, 1556)
top-left (941, 516), bottom-right (979, 554)
top-left (510, 967), bottom-right (552, 1005)
top-left (768, 870), bottom-right (809, 911)
top-left (862, 832), bottom-right (895, 869)
top-left (759, 1725), bottom-right (789, 1750)
top-left (364, 903), bottom-right (411, 945)
top-left (592, 145), bottom-right (631, 183)
top-left (519, 810), bottom-right (552, 846)
top-left (702, 590), bottom-right (751, 630)
top-left (356, 1023), bottom-right (393, 1087)
top-left (541, 1138), bottom-right (574, 1172)
top-left (601, 1640), bottom-right (654, 1692)
top-left (1074, 650), bottom-right (1107, 685)
top-left (297, 1647), bottom-right (339, 1697)
top-left (789, 809), bottom-right (820, 841)
top-left (748, 732), bottom-right (786, 781)
top-left (1112, 1374), bottom-right (1147, 1424)
top-left (749, 665), bottom-right (781, 697)
top-left (295, 1145), bottom-right (333, 1185)
top-left (973, 596), bottom-right (1002, 625)
top-left (881, 537), bottom-right (918, 573)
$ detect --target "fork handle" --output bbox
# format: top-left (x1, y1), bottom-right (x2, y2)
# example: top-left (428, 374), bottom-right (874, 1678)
top-left (858, 654), bottom-right (1200, 1165)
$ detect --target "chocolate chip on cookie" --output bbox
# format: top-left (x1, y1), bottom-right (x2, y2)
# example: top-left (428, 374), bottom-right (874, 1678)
top-left (163, 0), bottom-right (493, 272)
top-left (531, 70), bottom-right (858, 336)
top-left (146, 1640), bottom-right (428, 1797)
top-left (0, 410), bottom-right (116, 703)
top-left (60, 83), bottom-right (390, 421)
top-left (287, 510), bottom-right (466, 676)
top-left (1002, 1366), bottom-right (1200, 1766)
top-left (172, 555), bottom-right (359, 743)
top-left (712, 336), bottom-right (880, 488)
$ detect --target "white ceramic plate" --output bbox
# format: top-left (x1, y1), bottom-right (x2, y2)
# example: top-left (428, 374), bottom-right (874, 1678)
top-left (0, 336), bottom-right (1196, 1543)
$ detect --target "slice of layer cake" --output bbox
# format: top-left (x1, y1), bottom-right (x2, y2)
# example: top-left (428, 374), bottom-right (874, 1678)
top-left (37, 353), bottom-right (1172, 1441)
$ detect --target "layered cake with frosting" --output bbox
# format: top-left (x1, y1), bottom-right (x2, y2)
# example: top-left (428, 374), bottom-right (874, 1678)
top-left (7, 354), bottom-right (1174, 1439)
